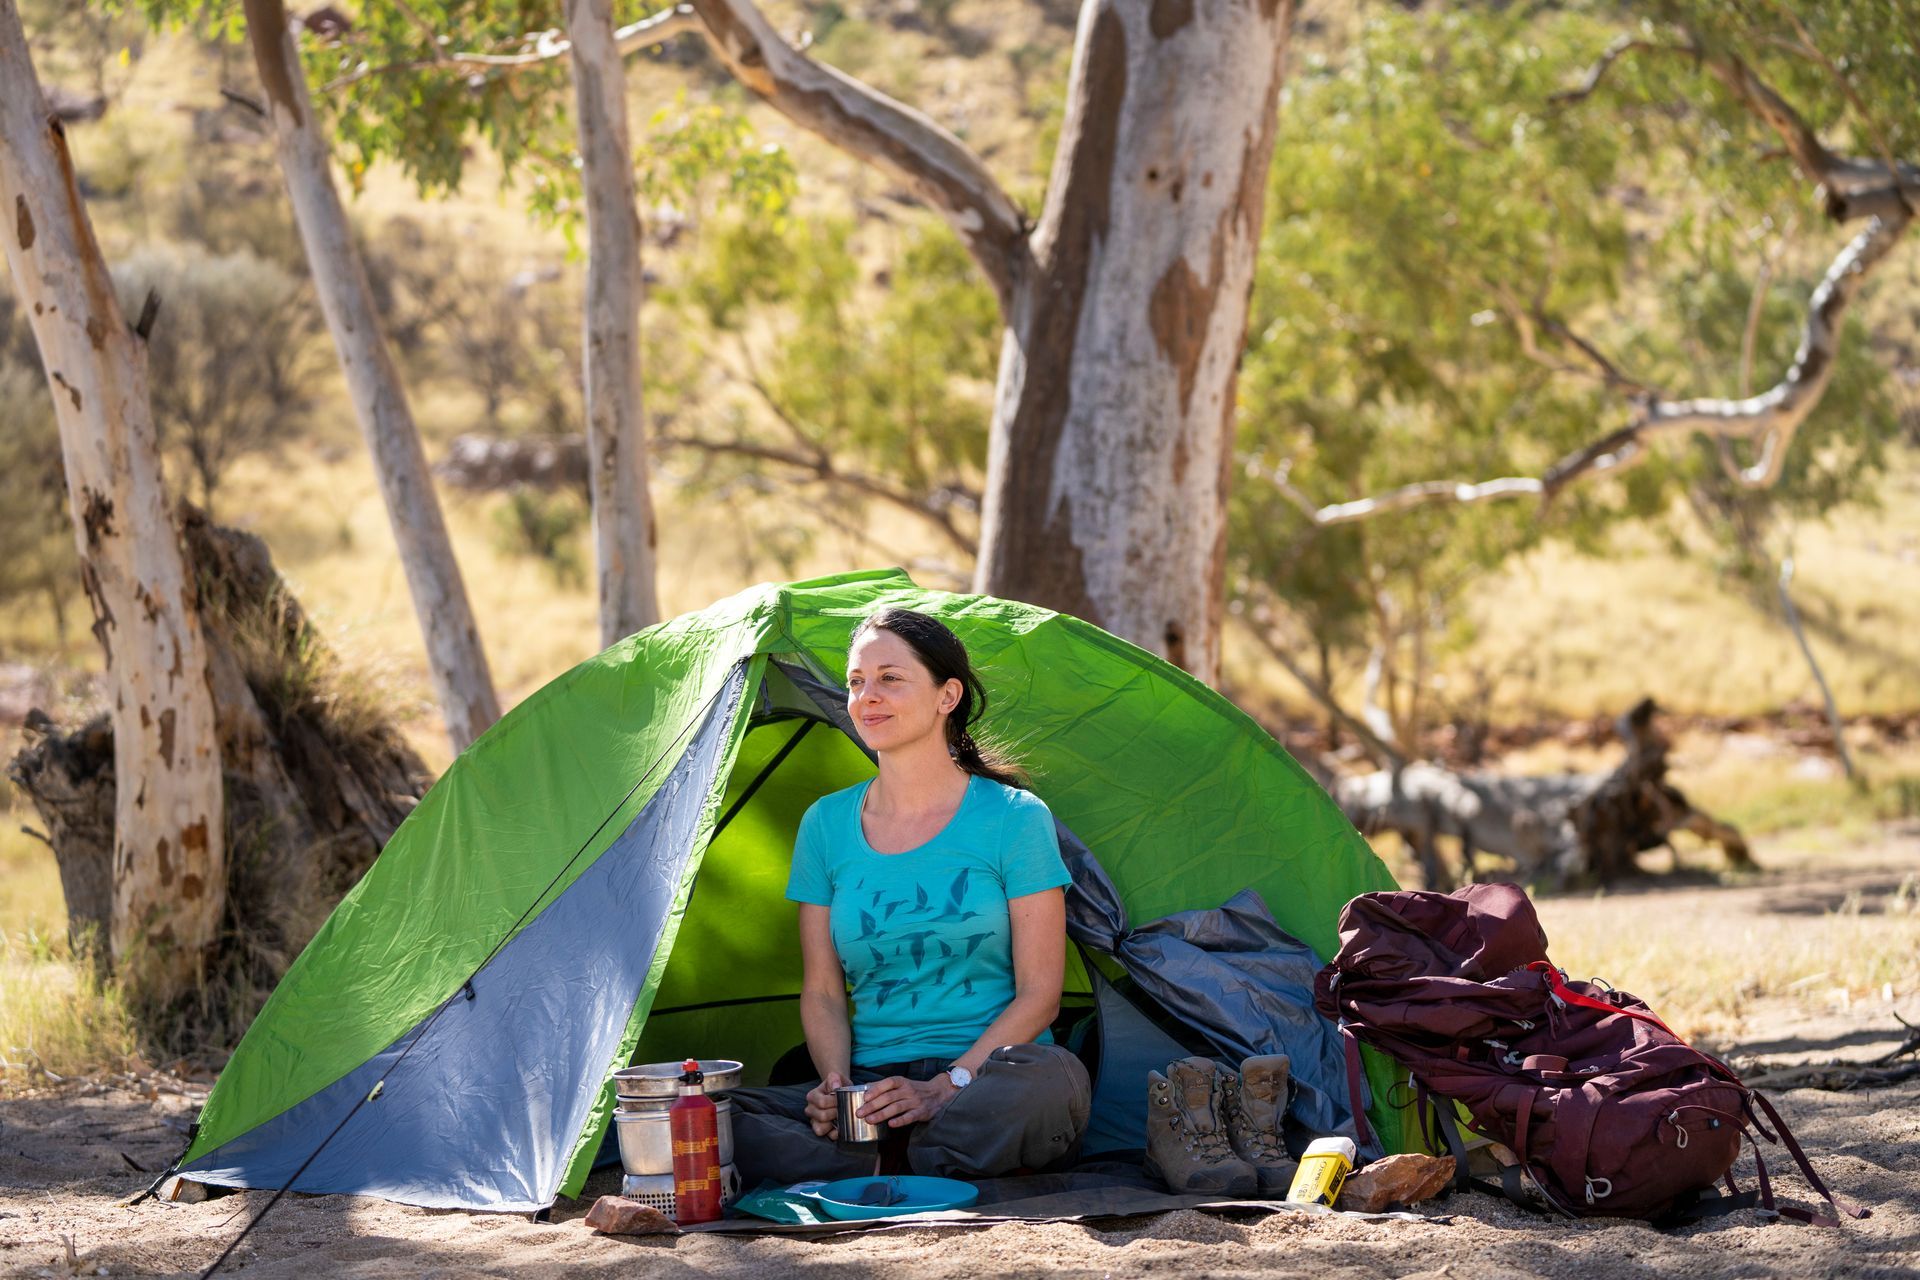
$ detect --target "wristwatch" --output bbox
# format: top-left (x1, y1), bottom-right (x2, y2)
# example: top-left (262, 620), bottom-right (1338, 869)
top-left (945, 1065), bottom-right (973, 1089)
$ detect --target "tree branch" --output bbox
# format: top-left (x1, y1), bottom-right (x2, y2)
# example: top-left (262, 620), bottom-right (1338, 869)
top-left (726, 338), bottom-right (832, 464)
top-left (1468, 272), bottom-right (1662, 398)
top-left (1571, 209), bottom-right (1911, 492)
top-left (654, 433), bottom-right (978, 558)
top-left (1769, 1), bottom-right (1910, 207)
top-left (1546, 36), bottom-right (1696, 107)
top-left (1236, 595), bottom-right (1406, 771)
top-left (323, 4), bottom-right (700, 91)
top-left (1263, 210), bottom-right (1912, 525)
top-left (1777, 553), bottom-right (1859, 782)
top-left (1552, 33), bottom-right (1918, 221)
top-left (685, 0), bottom-right (1032, 319)
top-left (386, 0), bottom-right (449, 61)
top-left (1257, 465), bottom-right (1547, 528)
top-left (323, 0), bottom-right (1034, 314)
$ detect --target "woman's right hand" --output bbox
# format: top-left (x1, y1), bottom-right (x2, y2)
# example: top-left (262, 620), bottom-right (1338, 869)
top-left (805, 1071), bottom-right (848, 1138)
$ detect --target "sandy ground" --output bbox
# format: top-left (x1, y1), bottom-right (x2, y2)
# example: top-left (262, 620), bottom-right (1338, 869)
top-left (4, 841), bottom-right (1918, 1279)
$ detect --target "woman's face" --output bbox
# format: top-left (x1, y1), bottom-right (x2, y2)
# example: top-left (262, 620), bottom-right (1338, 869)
top-left (845, 628), bottom-right (961, 756)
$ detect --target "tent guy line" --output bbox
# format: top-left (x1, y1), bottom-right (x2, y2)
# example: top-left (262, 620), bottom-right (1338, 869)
top-left (190, 674), bottom-right (736, 1280)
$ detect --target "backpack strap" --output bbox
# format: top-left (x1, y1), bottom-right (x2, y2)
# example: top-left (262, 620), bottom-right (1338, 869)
top-left (1501, 1082), bottom-right (1535, 1169)
top-left (1412, 1085), bottom-right (1468, 1195)
top-left (1658, 1186), bottom-right (1763, 1226)
top-left (1339, 1023), bottom-right (1377, 1149)
top-left (1746, 1089), bottom-right (1871, 1225)
top-left (1419, 1085), bottom-right (1563, 1216)
top-left (1527, 961), bottom-right (1677, 1036)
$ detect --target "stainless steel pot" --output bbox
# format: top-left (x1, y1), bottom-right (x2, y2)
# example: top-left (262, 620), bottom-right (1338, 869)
top-left (612, 1098), bottom-right (736, 1177)
top-left (612, 1059), bottom-right (743, 1102)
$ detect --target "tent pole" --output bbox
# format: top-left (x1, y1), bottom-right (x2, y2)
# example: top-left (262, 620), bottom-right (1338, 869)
top-left (709, 719), bottom-right (816, 843)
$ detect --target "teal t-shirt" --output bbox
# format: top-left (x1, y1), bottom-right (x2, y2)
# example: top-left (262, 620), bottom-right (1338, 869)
top-left (786, 774), bottom-right (1071, 1067)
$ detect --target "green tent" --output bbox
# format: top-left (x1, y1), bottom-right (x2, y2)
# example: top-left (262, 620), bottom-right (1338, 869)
top-left (176, 569), bottom-right (1403, 1209)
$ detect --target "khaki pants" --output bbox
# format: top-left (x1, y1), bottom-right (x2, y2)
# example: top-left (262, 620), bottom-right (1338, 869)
top-left (729, 1042), bottom-right (1091, 1188)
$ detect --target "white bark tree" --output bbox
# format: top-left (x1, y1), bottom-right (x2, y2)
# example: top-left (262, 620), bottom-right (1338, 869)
top-left (563, 0), bottom-right (661, 646)
top-left (683, 0), bottom-right (1294, 685)
top-left (241, 0), bottom-right (502, 751)
top-left (0, 0), bottom-right (224, 1000)
top-left (334, 0), bottom-right (1295, 683)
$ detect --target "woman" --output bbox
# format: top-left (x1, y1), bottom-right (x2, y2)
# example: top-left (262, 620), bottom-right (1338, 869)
top-left (730, 607), bottom-right (1091, 1186)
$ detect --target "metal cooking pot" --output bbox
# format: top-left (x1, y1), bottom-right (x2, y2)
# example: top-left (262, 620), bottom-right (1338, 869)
top-left (612, 1098), bottom-right (736, 1177)
top-left (611, 1059), bottom-right (743, 1102)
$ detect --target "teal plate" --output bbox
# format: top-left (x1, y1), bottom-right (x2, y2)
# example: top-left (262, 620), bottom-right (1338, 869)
top-left (812, 1175), bottom-right (981, 1220)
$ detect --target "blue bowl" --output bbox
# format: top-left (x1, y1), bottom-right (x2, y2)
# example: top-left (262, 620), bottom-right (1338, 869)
top-left (812, 1175), bottom-right (981, 1220)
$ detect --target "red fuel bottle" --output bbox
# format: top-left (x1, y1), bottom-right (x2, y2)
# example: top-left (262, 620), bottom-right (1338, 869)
top-left (669, 1059), bottom-right (722, 1224)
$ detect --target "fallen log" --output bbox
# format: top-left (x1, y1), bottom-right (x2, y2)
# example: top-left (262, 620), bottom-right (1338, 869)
top-left (1736, 1020), bottom-right (1920, 1091)
top-left (1334, 698), bottom-right (1749, 888)
top-left (436, 432), bottom-right (589, 496)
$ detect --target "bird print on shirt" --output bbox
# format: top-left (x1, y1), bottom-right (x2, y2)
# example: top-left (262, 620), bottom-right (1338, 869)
top-left (896, 929), bottom-right (938, 968)
top-left (848, 861), bottom-right (1012, 1030)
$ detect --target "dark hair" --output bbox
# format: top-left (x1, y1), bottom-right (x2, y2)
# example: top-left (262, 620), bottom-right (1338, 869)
top-left (849, 607), bottom-right (1027, 787)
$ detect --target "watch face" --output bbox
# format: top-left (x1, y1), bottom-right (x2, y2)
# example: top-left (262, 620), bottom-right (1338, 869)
top-left (948, 1067), bottom-right (972, 1088)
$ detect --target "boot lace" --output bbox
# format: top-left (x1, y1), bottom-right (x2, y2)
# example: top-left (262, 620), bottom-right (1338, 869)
top-left (1156, 1077), bottom-right (1235, 1159)
top-left (1224, 1075), bottom-right (1287, 1162)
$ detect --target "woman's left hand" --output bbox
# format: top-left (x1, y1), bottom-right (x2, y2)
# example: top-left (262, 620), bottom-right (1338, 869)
top-left (858, 1074), bottom-right (959, 1128)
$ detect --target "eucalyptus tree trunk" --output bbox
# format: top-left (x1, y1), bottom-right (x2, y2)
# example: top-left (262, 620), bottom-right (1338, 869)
top-left (564, 0), bottom-right (661, 647)
top-left (0, 0), bottom-right (224, 1000)
top-left (242, 0), bottom-right (501, 750)
top-left (690, 0), bottom-right (1293, 685)
top-left (975, 0), bottom-right (1292, 684)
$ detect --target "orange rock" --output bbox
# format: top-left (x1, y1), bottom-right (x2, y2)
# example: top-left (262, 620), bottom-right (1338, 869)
top-left (583, 1195), bottom-right (681, 1235)
top-left (1337, 1153), bottom-right (1456, 1212)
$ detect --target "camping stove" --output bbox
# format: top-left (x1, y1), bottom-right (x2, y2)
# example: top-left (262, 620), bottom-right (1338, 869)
top-left (609, 1059), bottom-right (743, 1214)
top-left (620, 1167), bottom-right (741, 1216)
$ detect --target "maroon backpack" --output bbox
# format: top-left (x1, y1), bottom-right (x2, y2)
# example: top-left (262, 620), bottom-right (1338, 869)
top-left (1314, 883), bottom-right (1866, 1225)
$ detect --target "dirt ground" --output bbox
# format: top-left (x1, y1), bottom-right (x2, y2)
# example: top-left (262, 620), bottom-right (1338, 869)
top-left (3, 836), bottom-right (1917, 1279)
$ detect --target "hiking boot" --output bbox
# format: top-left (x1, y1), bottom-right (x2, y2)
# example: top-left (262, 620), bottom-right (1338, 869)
top-left (1145, 1057), bottom-right (1258, 1196)
top-left (1223, 1054), bottom-right (1296, 1193)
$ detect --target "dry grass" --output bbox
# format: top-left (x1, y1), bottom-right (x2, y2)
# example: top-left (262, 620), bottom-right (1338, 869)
top-left (0, 820), bottom-right (63, 939)
top-left (1457, 472), bottom-right (1920, 719)
top-left (0, 936), bottom-right (143, 1087)
top-left (0, 823), bottom-right (143, 1088)
top-left (1536, 857), bottom-right (1920, 1044)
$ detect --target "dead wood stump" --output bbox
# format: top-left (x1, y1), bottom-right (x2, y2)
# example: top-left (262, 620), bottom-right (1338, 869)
top-left (6, 507), bottom-right (431, 1051)
top-left (1335, 698), bottom-right (1751, 889)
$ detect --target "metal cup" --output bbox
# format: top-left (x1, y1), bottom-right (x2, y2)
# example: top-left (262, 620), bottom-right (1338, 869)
top-left (835, 1084), bottom-right (881, 1149)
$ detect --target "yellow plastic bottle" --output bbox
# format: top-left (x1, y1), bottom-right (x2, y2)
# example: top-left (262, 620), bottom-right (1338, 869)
top-left (1285, 1136), bottom-right (1358, 1207)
